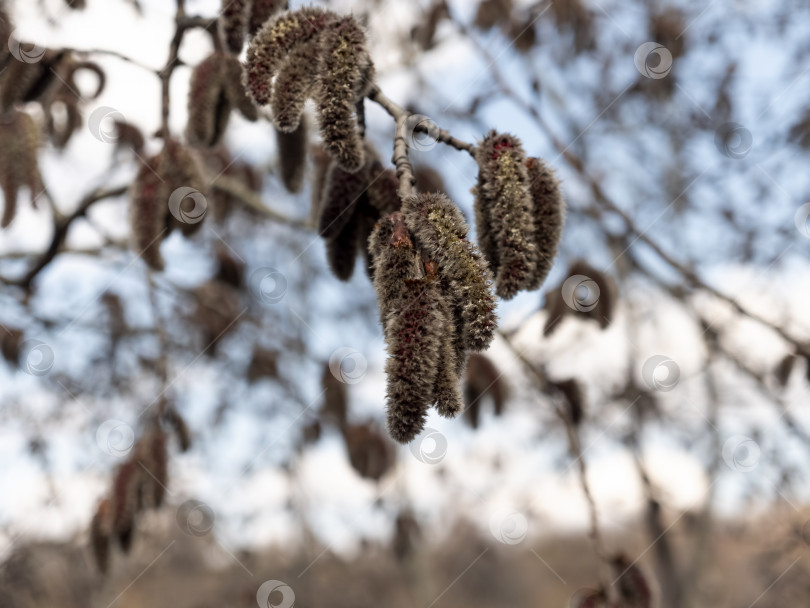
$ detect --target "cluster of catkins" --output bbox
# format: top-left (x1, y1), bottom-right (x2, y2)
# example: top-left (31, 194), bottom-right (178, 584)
top-left (0, 6), bottom-right (106, 227)
top-left (90, 411), bottom-right (190, 574)
top-left (129, 139), bottom-right (206, 270)
top-left (243, 7), bottom-right (374, 174)
top-left (473, 131), bottom-right (565, 300)
top-left (308, 132), bottom-right (563, 442)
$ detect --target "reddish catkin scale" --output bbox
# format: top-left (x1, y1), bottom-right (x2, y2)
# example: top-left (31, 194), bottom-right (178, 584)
top-left (244, 7), bottom-right (331, 106)
top-left (315, 16), bottom-right (373, 172)
top-left (276, 120), bottom-right (308, 193)
top-left (525, 156), bottom-right (565, 290)
top-left (129, 156), bottom-right (167, 270)
top-left (219, 0), bottom-right (250, 54)
top-left (384, 278), bottom-right (445, 443)
top-left (474, 130), bottom-right (537, 300)
top-left (401, 192), bottom-right (497, 351)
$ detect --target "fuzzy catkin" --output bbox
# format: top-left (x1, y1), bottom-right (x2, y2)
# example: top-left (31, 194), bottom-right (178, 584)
top-left (325, 208), bottom-right (360, 281)
top-left (222, 54), bottom-right (259, 121)
top-left (384, 278), bottom-right (444, 443)
top-left (315, 16), bottom-right (373, 172)
top-left (318, 160), bottom-right (369, 239)
top-left (432, 287), bottom-right (464, 418)
top-left (0, 111), bottom-right (43, 228)
top-left (90, 499), bottom-right (111, 573)
top-left (276, 120), bottom-right (308, 193)
top-left (186, 52), bottom-right (229, 147)
top-left (475, 131), bottom-right (537, 300)
top-left (129, 156), bottom-right (166, 270)
top-left (159, 139), bottom-right (207, 236)
top-left (219, 0), bottom-right (250, 54)
top-left (370, 213), bottom-right (423, 320)
top-left (0, 50), bottom-right (64, 111)
top-left (401, 192), bottom-right (497, 351)
top-left (244, 7), bottom-right (330, 106)
top-left (367, 162), bottom-right (402, 214)
top-left (271, 40), bottom-right (322, 131)
top-left (524, 156), bottom-right (565, 290)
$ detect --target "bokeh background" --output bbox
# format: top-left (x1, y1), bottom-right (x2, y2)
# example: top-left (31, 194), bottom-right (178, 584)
top-left (1, 0), bottom-right (810, 606)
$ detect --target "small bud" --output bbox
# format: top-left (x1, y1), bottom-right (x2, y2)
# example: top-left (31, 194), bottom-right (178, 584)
top-left (401, 192), bottom-right (497, 351)
top-left (276, 120), bottom-right (308, 193)
top-left (219, 0), bottom-right (250, 54)
top-left (474, 131), bottom-right (537, 299)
